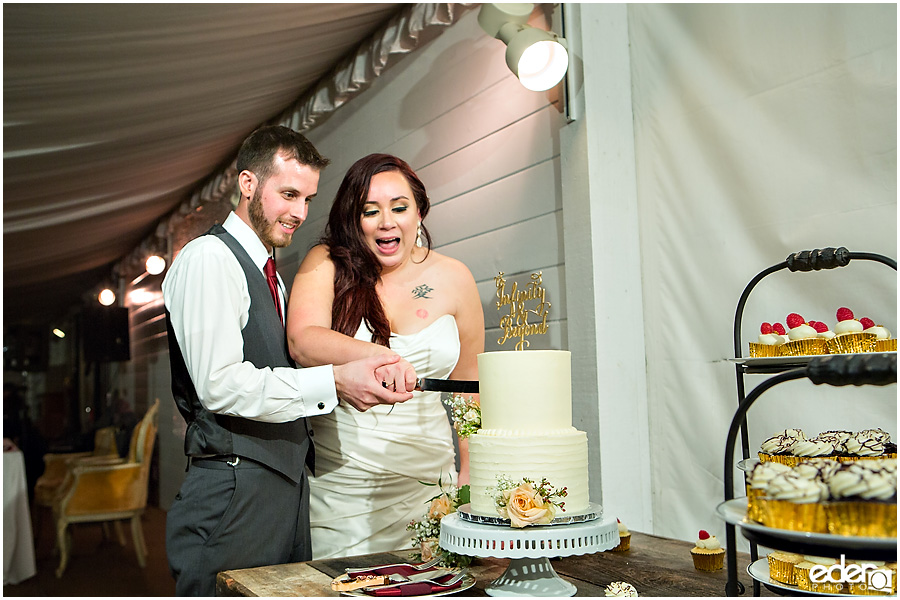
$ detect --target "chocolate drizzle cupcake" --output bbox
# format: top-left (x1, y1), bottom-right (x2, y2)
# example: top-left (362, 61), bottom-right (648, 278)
top-left (826, 461), bottom-right (897, 537)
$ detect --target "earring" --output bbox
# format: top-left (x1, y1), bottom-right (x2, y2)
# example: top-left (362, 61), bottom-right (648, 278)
top-left (416, 221), bottom-right (424, 248)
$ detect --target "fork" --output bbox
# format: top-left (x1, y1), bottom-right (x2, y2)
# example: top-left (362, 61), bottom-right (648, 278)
top-left (345, 556), bottom-right (441, 576)
top-left (366, 570), bottom-right (467, 592)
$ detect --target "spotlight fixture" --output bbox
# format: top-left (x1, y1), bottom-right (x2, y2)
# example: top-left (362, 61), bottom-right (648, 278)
top-left (52, 328), bottom-right (66, 339)
top-left (145, 254), bottom-right (166, 275)
top-left (98, 288), bottom-right (116, 306)
top-left (478, 3), bottom-right (569, 92)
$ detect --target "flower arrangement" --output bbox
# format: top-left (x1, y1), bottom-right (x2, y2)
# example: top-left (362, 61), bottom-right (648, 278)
top-left (492, 474), bottom-right (568, 528)
top-left (443, 393), bottom-right (481, 438)
top-left (406, 478), bottom-right (474, 568)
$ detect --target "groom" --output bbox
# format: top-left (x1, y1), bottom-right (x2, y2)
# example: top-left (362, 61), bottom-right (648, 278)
top-left (163, 126), bottom-right (413, 596)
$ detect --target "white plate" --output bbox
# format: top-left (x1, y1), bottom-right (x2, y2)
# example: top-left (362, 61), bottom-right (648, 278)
top-left (747, 558), bottom-right (844, 596)
top-left (340, 573), bottom-right (476, 597)
top-left (715, 498), bottom-right (896, 551)
top-left (729, 351), bottom-right (896, 367)
top-left (456, 502), bottom-right (603, 527)
top-left (737, 458), bottom-right (760, 472)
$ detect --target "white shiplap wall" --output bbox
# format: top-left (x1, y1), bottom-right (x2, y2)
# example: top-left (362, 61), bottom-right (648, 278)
top-left (280, 9), bottom-right (569, 354)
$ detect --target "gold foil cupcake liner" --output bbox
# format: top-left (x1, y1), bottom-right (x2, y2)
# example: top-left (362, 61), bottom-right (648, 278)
top-left (826, 332), bottom-right (877, 354)
top-left (781, 337), bottom-right (828, 356)
top-left (874, 338), bottom-right (897, 353)
top-left (766, 554), bottom-right (799, 585)
top-left (794, 565), bottom-right (813, 591)
top-left (749, 342), bottom-right (783, 357)
top-left (609, 532), bottom-right (630, 552)
top-left (757, 452), bottom-right (800, 467)
top-left (826, 501), bottom-right (897, 537)
top-left (763, 499), bottom-right (827, 532)
top-left (747, 488), bottom-right (767, 523)
top-left (690, 549), bottom-right (724, 571)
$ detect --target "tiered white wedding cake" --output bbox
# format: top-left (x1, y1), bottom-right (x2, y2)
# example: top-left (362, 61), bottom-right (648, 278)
top-left (467, 350), bottom-right (590, 516)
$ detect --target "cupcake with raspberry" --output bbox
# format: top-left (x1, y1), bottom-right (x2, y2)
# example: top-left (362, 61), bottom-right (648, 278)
top-left (609, 518), bottom-right (631, 551)
top-left (781, 313), bottom-right (827, 356)
top-left (861, 317), bottom-right (896, 352)
top-left (690, 530), bottom-right (724, 571)
top-left (827, 307), bottom-right (877, 354)
top-left (808, 320), bottom-right (835, 341)
top-left (749, 322), bottom-right (787, 357)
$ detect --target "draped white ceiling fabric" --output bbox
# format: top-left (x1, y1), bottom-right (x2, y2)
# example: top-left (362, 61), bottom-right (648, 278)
top-left (3, 3), bottom-right (471, 325)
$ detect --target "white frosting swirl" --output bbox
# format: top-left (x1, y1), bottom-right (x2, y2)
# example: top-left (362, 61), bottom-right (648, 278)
top-left (605, 582), bottom-right (638, 597)
top-left (760, 435), bottom-right (795, 454)
top-left (694, 535), bottom-right (722, 550)
top-left (617, 521), bottom-right (629, 535)
top-left (757, 333), bottom-right (785, 345)
top-left (748, 461), bottom-right (791, 489)
top-left (863, 325), bottom-right (892, 340)
top-left (844, 432), bottom-right (886, 457)
top-left (858, 428), bottom-right (892, 444)
top-left (834, 319), bottom-right (864, 334)
top-left (791, 438), bottom-right (836, 457)
top-left (788, 323), bottom-right (817, 340)
top-left (781, 428), bottom-right (807, 440)
top-left (828, 464), bottom-right (896, 501)
top-left (793, 459), bottom-right (839, 481)
top-left (817, 330), bottom-right (836, 340)
top-left (767, 474), bottom-right (829, 503)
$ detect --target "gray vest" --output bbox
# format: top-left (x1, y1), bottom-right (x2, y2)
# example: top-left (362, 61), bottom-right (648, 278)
top-left (166, 224), bottom-right (313, 483)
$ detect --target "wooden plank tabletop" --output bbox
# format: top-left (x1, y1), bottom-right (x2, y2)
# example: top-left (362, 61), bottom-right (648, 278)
top-left (216, 531), bottom-right (775, 596)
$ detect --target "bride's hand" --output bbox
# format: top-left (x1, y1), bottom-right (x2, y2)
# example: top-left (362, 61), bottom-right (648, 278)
top-left (375, 357), bottom-right (417, 393)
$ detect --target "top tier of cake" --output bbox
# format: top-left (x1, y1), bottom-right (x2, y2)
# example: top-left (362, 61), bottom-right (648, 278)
top-left (476, 350), bottom-right (572, 433)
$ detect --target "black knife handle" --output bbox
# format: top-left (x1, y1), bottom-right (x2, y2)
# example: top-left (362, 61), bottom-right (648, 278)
top-left (416, 378), bottom-right (479, 394)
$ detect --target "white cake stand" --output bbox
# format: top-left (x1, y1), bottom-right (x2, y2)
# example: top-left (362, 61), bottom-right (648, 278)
top-left (439, 508), bottom-right (618, 597)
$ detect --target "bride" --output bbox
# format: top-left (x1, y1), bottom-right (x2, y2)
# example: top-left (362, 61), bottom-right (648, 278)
top-left (286, 153), bottom-right (484, 559)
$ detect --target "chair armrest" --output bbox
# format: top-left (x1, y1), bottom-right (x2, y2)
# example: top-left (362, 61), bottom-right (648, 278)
top-left (74, 455), bottom-right (126, 467)
top-left (57, 462), bottom-right (148, 516)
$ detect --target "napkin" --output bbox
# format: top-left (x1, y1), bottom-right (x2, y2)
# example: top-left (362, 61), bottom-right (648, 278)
top-left (346, 566), bottom-right (462, 596)
top-left (365, 580), bottom-right (462, 596)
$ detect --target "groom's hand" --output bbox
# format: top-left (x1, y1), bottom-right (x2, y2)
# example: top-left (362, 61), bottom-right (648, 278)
top-left (333, 354), bottom-right (414, 412)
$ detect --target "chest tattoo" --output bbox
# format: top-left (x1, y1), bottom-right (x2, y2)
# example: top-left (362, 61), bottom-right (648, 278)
top-left (411, 284), bottom-right (433, 299)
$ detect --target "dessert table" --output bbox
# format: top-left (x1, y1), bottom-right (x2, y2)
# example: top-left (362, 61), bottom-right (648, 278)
top-left (3, 448), bottom-right (37, 585)
top-left (216, 531), bottom-right (775, 596)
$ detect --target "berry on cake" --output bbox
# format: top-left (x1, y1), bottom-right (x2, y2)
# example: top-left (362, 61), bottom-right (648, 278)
top-left (749, 322), bottom-right (786, 357)
top-left (781, 313), bottom-right (826, 356)
top-left (690, 530), bottom-right (725, 571)
top-left (827, 307), bottom-right (877, 354)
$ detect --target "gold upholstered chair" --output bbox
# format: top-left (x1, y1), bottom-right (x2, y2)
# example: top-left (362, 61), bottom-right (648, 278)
top-left (51, 399), bottom-right (159, 577)
top-left (34, 425), bottom-right (120, 508)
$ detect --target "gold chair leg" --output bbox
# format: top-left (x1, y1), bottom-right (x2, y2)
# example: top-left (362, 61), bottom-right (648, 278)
top-left (54, 522), bottom-right (70, 578)
top-left (131, 515), bottom-right (147, 567)
top-left (113, 520), bottom-right (127, 546)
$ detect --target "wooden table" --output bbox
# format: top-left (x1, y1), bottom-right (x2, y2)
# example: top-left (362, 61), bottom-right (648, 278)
top-left (217, 531), bottom-right (775, 596)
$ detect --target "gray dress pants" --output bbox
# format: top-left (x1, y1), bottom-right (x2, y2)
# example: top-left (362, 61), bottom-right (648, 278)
top-left (166, 457), bottom-right (310, 596)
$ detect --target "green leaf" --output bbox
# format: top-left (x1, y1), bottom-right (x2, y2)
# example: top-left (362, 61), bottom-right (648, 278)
top-left (457, 484), bottom-right (471, 505)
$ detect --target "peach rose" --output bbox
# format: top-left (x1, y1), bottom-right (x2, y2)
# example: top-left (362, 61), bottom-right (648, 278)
top-left (502, 482), bottom-right (555, 528)
top-left (420, 538), bottom-right (439, 562)
top-left (428, 494), bottom-right (454, 520)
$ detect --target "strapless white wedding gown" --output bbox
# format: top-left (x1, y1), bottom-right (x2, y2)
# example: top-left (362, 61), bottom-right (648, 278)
top-left (308, 314), bottom-right (460, 559)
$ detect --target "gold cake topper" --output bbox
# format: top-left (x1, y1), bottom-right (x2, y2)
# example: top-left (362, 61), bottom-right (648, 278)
top-left (494, 271), bottom-right (550, 350)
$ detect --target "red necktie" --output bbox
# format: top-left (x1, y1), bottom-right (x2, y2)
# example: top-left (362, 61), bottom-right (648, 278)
top-left (264, 257), bottom-right (283, 325)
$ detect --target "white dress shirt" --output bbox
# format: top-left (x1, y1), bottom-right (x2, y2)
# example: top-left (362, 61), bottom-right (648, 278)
top-left (162, 212), bottom-right (338, 422)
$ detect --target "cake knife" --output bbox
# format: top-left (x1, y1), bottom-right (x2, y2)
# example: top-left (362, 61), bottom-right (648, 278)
top-left (382, 378), bottom-right (478, 393)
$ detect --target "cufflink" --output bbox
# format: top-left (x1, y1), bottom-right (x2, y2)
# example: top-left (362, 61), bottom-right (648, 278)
top-left (317, 402), bottom-right (325, 410)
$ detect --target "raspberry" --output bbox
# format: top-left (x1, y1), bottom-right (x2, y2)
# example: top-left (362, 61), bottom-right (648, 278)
top-left (698, 530), bottom-right (710, 540)
top-left (760, 322), bottom-right (773, 334)
top-left (860, 317), bottom-right (875, 329)
top-left (811, 321), bottom-right (828, 333)
top-left (836, 307), bottom-right (854, 322)
top-left (786, 313), bottom-right (805, 329)
top-left (773, 323), bottom-right (786, 335)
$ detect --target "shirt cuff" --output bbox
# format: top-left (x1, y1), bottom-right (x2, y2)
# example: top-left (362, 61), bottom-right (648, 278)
top-left (300, 364), bottom-right (339, 415)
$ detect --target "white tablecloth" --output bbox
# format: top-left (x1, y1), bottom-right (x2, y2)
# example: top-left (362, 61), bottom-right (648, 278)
top-left (4, 449), bottom-right (36, 585)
